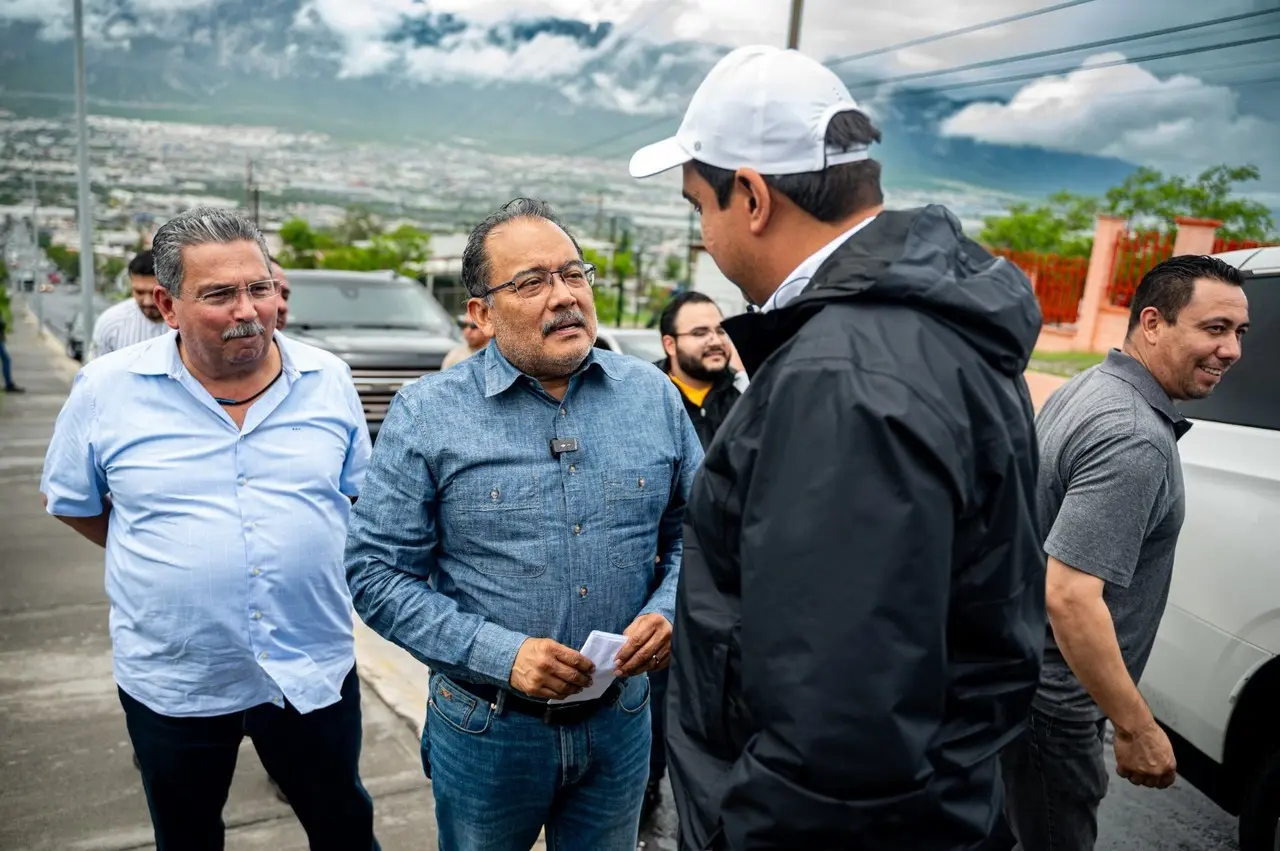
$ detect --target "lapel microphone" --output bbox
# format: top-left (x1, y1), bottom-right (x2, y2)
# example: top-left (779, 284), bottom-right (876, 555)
top-left (550, 437), bottom-right (579, 457)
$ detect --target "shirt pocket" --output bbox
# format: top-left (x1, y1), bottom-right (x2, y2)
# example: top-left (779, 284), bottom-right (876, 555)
top-left (443, 474), bottom-right (547, 577)
top-left (603, 464), bottom-right (671, 570)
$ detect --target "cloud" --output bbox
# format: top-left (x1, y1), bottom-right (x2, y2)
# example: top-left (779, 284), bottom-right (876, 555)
top-left (938, 52), bottom-right (1280, 190)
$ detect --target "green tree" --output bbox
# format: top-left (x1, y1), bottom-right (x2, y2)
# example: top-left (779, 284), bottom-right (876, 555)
top-left (663, 255), bottom-right (684, 282)
top-left (278, 217), bottom-right (333, 268)
top-left (336, 205), bottom-right (381, 244)
top-left (1103, 165), bottom-right (1275, 241)
top-left (45, 245), bottom-right (81, 280)
top-left (979, 191), bottom-right (1097, 257)
top-left (981, 163), bottom-right (1277, 255)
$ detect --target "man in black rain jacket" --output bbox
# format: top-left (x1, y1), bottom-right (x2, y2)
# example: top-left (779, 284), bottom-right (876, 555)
top-left (628, 45), bottom-right (1046, 851)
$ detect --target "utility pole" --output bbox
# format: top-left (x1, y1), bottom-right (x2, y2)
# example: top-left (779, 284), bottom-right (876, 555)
top-left (73, 0), bottom-right (96, 336)
top-left (787, 0), bottom-right (804, 49)
top-left (246, 159), bottom-right (260, 228)
top-left (31, 172), bottom-right (43, 334)
top-left (30, 173), bottom-right (37, 244)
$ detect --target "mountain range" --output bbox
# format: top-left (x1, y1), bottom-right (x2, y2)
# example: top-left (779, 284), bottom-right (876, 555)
top-left (0, 1), bottom-right (1138, 199)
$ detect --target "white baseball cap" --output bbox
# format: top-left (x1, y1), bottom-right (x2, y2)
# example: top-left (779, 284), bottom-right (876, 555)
top-left (629, 45), bottom-right (871, 180)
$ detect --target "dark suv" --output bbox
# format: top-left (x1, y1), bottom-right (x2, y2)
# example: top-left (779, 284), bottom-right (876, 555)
top-left (282, 269), bottom-right (460, 439)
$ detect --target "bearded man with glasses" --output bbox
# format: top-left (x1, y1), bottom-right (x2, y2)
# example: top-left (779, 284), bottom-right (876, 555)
top-left (345, 197), bottom-right (704, 851)
top-left (40, 206), bottom-right (378, 850)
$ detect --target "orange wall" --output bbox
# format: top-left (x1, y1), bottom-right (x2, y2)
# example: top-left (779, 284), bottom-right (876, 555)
top-left (1025, 370), bottom-right (1068, 412)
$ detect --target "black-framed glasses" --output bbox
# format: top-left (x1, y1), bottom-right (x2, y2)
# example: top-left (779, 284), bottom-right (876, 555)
top-left (190, 279), bottom-right (280, 307)
top-left (458, 319), bottom-right (479, 330)
top-left (482, 262), bottom-right (595, 301)
top-left (672, 325), bottom-right (730, 342)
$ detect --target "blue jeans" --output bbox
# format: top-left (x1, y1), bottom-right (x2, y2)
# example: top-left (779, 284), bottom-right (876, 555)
top-left (423, 671), bottom-right (652, 851)
top-left (1, 339), bottom-right (13, 387)
top-left (119, 667), bottom-right (379, 851)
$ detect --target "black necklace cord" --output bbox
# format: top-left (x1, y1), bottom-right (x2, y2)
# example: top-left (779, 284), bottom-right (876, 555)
top-left (213, 366), bottom-right (284, 406)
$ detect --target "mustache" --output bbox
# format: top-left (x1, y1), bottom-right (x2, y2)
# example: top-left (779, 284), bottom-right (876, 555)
top-left (222, 319), bottom-right (265, 341)
top-left (542, 309), bottom-right (587, 337)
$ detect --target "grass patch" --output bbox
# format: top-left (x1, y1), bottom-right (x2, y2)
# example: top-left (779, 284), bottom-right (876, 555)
top-left (1028, 350), bottom-right (1106, 377)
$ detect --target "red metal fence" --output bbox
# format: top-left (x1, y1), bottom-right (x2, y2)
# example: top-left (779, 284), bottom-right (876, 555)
top-left (1109, 231), bottom-right (1174, 308)
top-left (990, 248), bottom-right (1090, 326)
top-left (1212, 237), bottom-right (1272, 253)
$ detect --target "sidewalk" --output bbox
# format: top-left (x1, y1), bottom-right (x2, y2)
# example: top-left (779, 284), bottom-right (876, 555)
top-left (0, 300), bottom-right (437, 850)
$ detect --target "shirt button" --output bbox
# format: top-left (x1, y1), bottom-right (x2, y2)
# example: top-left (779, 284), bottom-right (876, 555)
top-left (638, 477), bottom-right (646, 488)
top-left (259, 651), bottom-right (269, 661)
top-left (573, 524), bottom-right (582, 535)
top-left (569, 465), bottom-right (577, 473)
top-left (579, 586), bottom-right (588, 597)
top-left (252, 567), bottom-right (262, 576)
top-left (251, 611), bottom-right (262, 620)
top-left (490, 489), bottom-right (500, 500)
top-left (237, 477), bottom-right (247, 486)
top-left (560, 408), bottom-right (567, 416)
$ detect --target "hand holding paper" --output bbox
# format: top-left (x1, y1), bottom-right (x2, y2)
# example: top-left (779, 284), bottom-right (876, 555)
top-left (613, 612), bottom-right (673, 677)
top-left (548, 631), bottom-right (627, 705)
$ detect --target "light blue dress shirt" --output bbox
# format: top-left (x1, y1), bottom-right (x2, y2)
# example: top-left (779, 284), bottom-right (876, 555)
top-left (41, 330), bottom-right (372, 717)
top-left (345, 342), bottom-right (703, 690)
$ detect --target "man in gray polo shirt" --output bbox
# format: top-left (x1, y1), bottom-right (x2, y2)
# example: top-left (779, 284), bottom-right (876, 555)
top-left (1001, 255), bottom-right (1250, 851)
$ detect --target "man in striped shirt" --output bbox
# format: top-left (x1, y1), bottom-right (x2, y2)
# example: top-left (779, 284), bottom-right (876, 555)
top-left (89, 249), bottom-right (169, 360)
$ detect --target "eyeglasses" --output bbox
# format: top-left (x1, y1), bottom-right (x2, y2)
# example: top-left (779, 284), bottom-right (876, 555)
top-left (458, 320), bottom-right (479, 330)
top-left (190, 279), bottom-right (281, 307)
top-left (672, 326), bottom-right (730, 341)
top-left (482, 262), bottom-right (595, 301)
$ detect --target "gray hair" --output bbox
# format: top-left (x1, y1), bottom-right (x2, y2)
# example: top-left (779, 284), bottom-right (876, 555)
top-left (461, 198), bottom-right (583, 301)
top-left (152, 206), bottom-right (271, 296)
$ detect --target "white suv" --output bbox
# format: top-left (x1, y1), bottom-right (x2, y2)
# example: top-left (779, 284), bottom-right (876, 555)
top-left (1138, 245), bottom-right (1280, 851)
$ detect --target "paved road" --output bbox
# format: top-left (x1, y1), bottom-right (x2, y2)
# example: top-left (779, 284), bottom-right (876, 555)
top-left (25, 286), bottom-right (111, 351)
top-left (637, 738), bottom-right (1240, 851)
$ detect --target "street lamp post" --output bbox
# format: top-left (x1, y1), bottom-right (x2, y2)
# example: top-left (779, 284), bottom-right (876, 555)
top-left (73, 0), bottom-right (96, 338)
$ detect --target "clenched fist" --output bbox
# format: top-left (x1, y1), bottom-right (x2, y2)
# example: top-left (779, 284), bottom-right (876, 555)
top-left (509, 638), bottom-right (595, 700)
top-left (1114, 721), bottom-right (1177, 789)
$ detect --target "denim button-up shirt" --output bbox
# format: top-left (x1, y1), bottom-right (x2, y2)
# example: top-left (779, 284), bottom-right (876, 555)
top-left (344, 341), bottom-right (703, 688)
top-left (41, 331), bottom-right (371, 717)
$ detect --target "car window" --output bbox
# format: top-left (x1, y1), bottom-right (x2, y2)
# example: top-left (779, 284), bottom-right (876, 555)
top-left (287, 275), bottom-right (453, 334)
top-left (1176, 274), bottom-right (1278, 431)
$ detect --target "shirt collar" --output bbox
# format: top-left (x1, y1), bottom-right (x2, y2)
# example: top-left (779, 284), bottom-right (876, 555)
top-left (482, 338), bottom-right (621, 398)
top-left (761, 214), bottom-right (879, 313)
top-left (1100, 349), bottom-right (1192, 439)
top-left (128, 329), bottom-right (323, 379)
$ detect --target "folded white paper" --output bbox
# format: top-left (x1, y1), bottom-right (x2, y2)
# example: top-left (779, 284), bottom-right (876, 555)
top-left (547, 630), bottom-right (628, 705)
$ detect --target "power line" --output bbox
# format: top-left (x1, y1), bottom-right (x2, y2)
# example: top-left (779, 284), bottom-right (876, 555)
top-left (827, 0), bottom-right (1099, 67)
top-left (565, 23), bottom-right (1280, 161)
top-left (851, 8), bottom-right (1280, 89)
top-left (871, 33), bottom-right (1280, 99)
top-left (570, 50), bottom-right (1280, 161)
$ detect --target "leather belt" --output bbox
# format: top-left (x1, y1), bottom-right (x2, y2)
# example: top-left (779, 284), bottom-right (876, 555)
top-left (451, 677), bottom-right (623, 726)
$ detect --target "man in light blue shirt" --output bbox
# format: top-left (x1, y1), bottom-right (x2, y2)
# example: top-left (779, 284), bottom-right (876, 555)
top-left (40, 207), bottom-right (378, 851)
top-left (345, 198), bottom-right (703, 851)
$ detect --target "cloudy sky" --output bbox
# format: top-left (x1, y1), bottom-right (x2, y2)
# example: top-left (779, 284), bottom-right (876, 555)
top-left (4, 0), bottom-right (1278, 191)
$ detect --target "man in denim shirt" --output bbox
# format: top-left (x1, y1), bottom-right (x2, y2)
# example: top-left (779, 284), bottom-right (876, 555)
top-left (345, 198), bottom-right (703, 851)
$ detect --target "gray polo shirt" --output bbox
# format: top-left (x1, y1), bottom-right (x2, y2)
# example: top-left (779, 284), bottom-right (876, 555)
top-left (1033, 349), bottom-right (1190, 723)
